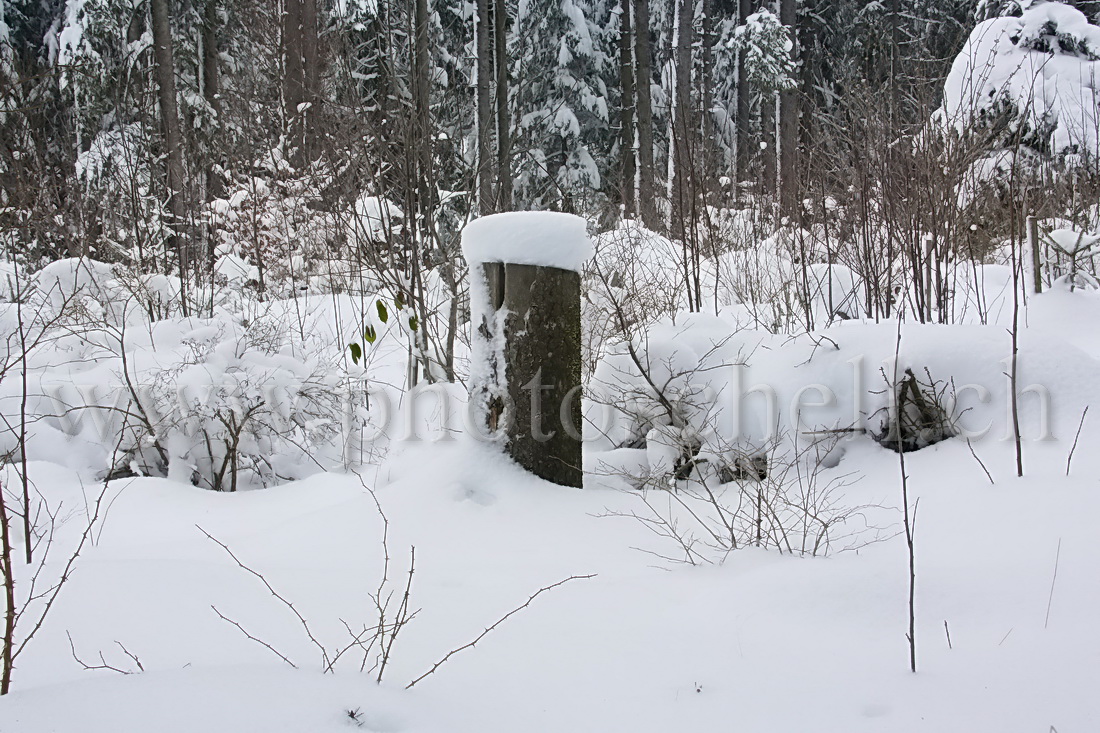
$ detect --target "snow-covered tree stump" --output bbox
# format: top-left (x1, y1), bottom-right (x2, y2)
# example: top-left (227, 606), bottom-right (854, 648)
top-left (463, 213), bottom-right (593, 488)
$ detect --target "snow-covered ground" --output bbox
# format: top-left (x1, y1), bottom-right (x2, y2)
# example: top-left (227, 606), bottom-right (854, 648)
top-left (3, 339), bottom-right (1100, 730)
top-left (2, 250), bottom-right (1100, 731)
top-left (1, 432), bottom-right (1098, 731)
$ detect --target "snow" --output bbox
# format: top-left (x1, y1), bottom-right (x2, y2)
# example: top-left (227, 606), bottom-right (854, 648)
top-left (461, 211), bottom-right (594, 273)
top-left (731, 9), bottom-right (797, 88)
top-left (1, 427), bottom-right (1099, 731)
top-left (8, 0), bottom-right (1100, 727)
top-left (1047, 227), bottom-right (1100, 253)
top-left (0, 666), bottom-right (435, 732)
top-left (4, 238), bottom-right (1100, 731)
top-left (214, 253), bottom-right (259, 283)
top-left (940, 2), bottom-right (1100, 159)
top-left (351, 195), bottom-right (404, 244)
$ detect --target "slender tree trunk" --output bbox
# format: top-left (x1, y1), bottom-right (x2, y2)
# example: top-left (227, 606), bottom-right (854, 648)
top-left (633, 0), bottom-right (656, 229)
top-left (1, 477), bottom-right (13, 695)
top-left (283, 0), bottom-right (306, 155)
top-left (412, 0), bottom-right (437, 387)
top-left (199, 0), bottom-right (222, 301)
top-left (494, 0), bottom-right (512, 210)
top-left (201, 1), bottom-right (220, 118)
top-left (618, 0), bottom-right (636, 219)
top-left (888, 0), bottom-right (900, 122)
top-left (668, 0), bottom-right (693, 239)
top-left (477, 0), bottom-right (495, 213)
top-left (797, 10), bottom-right (814, 195)
top-left (150, 0), bottom-right (190, 283)
top-left (778, 0), bottom-right (800, 217)
top-left (413, 0), bottom-right (434, 218)
top-left (700, 0), bottom-right (716, 200)
top-left (302, 0), bottom-right (320, 159)
top-left (735, 0), bottom-right (752, 191)
top-left (201, 0), bottom-right (223, 199)
top-left (761, 92), bottom-right (776, 196)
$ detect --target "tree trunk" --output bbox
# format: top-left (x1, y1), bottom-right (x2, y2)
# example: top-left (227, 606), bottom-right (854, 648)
top-left (494, 0), bottom-right (512, 210)
top-left (413, 0), bottom-right (434, 220)
top-left (477, 0), bottom-right (495, 213)
top-left (668, 0), bottom-right (693, 239)
top-left (483, 263), bottom-right (583, 488)
top-left (633, 0), bottom-right (656, 229)
top-left (778, 0), bottom-right (800, 217)
top-left (618, 0), bottom-right (636, 218)
top-left (282, 0), bottom-right (306, 155)
top-left (735, 0), bottom-right (752, 191)
top-left (761, 92), bottom-right (776, 196)
top-left (700, 0), bottom-right (716, 201)
top-left (201, 0), bottom-right (223, 199)
top-left (150, 0), bottom-right (190, 281)
top-left (1, 475), bottom-right (14, 694)
top-left (302, 0), bottom-right (320, 158)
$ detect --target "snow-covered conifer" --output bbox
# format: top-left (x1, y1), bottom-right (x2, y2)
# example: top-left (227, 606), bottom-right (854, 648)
top-left (511, 0), bottom-right (612, 212)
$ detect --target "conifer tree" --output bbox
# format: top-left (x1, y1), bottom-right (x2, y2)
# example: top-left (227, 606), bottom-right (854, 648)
top-left (511, 0), bottom-right (612, 212)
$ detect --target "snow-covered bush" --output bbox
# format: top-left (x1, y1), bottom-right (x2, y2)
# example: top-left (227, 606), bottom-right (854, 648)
top-left (139, 318), bottom-right (350, 489)
top-left (1043, 225), bottom-right (1100, 289)
top-left (0, 258), bottom-right (393, 489)
top-left (939, 1), bottom-right (1100, 200)
top-left (596, 432), bottom-right (878, 563)
top-left (584, 222), bottom-right (689, 372)
top-left (206, 170), bottom-right (342, 298)
top-left (584, 313), bottom-right (888, 560)
top-left (584, 304), bottom-right (1093, 520)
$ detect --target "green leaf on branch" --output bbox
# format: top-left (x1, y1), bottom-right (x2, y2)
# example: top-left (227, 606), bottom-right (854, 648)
top-left (364, 325), bottom-right (377, 344)
top-left (376, 300), bottom-right (389, 323)
top-left (408, 315), bottom-right (419, 332)
top-left (348, 342), bottom-right (362, 365)
top-left (394, 291), bottom-right (405, 309)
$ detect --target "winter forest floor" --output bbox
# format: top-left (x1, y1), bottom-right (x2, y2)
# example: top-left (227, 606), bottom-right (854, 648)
top-left (1, 381), bottom-right (1098, 731)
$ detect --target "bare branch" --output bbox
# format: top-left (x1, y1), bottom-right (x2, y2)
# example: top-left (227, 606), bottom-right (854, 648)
top-left (406, 574), bottom-right (596, 690)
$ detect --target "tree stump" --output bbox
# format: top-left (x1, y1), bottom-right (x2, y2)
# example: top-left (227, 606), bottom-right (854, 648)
top-left (463, 213), bottom-right (591, 488)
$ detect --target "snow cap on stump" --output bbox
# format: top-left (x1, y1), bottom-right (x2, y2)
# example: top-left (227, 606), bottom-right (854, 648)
top-left (461, 211), bottom-right (594, 273)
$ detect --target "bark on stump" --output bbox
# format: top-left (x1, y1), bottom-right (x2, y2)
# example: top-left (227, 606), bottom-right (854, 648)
top-left (482, 261), bottom-right (583, 487)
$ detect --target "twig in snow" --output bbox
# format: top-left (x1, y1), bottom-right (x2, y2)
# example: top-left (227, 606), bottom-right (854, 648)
top-left (326, 619), bottom-right (383, 674)
top-left (406, 574), bottom-right (596, 689)
top-left (1044, 538), bottom-right (1062, 630)
top-left (114, 640), bottom-right (145, 672)
top-left (892, 317), bottom-right (918, 674)
top-left (197, 525), bottom-right (330, 668)
top-left (375, 546), bottom-right (416, 683)
top-left (67, 631), bottom-right (145, 674)
top-left (210, 605), bottom-right (298, 668)
top-left (966, 439), bottom-right (994, 486)
top-left (1066, 407), bottom-right (1088, 477)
